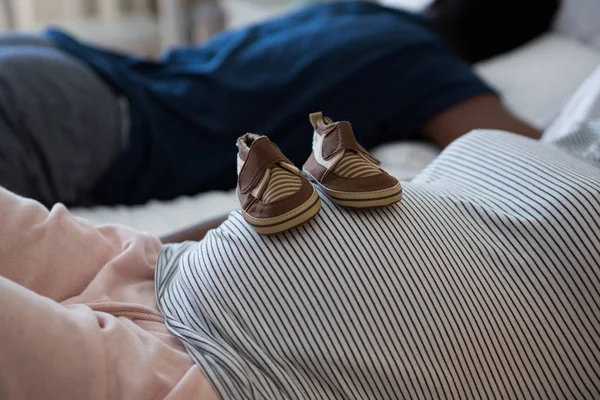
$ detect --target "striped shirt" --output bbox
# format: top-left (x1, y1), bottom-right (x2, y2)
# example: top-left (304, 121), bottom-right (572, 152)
top-left (156, 127), bottom-right (600, 399)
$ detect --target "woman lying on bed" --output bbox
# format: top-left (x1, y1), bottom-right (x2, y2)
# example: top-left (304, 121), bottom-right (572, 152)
top-left (1, 68), bottom-right (599, 398)
top-left (0, 0), bottom-right (559, 206)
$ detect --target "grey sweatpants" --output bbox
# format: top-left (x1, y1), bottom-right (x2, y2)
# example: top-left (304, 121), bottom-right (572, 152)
top-left (0, 34), bottom-right (123, 206)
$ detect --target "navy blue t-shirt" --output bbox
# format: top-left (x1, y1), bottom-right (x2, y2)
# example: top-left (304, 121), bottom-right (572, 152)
top-left (45, 2), bottom-right (492, 205)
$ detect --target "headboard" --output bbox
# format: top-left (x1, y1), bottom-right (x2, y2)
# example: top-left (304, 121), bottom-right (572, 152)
top-left (0, 0), bottom-right (224, 53)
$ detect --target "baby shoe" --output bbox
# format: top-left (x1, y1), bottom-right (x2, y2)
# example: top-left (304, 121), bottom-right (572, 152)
top-left (302, 112), bottom-right (402, 208)
top-left (237, 133), bottom-right (321, 234)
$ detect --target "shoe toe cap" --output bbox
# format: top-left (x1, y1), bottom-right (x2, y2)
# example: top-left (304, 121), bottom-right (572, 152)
top-left (322, 171), bottom-right (399, 194)
top-left (245, 179), bottom-right (316, 220)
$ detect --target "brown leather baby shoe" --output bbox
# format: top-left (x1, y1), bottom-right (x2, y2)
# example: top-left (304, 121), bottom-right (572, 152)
top-left (302, 112), bottom-right (402, 208)
top-left (237, 133), bottom-right (321, 235)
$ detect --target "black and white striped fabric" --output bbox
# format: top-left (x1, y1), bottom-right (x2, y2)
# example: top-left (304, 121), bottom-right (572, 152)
top-left (156, 128), bottom-right (600, 400)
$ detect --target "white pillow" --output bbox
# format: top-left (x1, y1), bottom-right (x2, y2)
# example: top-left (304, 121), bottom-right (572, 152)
top-left (475, 33), bottom-right (600, 129)
top-left (554, 0), bottom-right (600, 51)
top-left (544, 65), bottom-right (600, 143)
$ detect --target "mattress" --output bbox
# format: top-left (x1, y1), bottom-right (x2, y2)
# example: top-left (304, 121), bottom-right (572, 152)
top-left (70, 141), bottom-right (440, 236)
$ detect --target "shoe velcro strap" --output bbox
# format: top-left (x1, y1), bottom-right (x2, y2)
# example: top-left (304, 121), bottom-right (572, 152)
top-left (239, 138), bottom-right (290, 194)
top-left (322, 122), bottom-right (381, 165)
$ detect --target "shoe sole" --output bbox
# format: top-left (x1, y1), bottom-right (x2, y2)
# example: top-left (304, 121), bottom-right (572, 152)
top-left (242, 188), bottom-right (321, 235)
top-left (303, 169), bottom-right (402, 208)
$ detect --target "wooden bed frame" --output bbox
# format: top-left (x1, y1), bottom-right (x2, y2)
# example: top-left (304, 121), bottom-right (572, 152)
top-left (0, 0), bottom-right (224, 51)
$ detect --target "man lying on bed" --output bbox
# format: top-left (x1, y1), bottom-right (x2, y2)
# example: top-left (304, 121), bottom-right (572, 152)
top-left (1, 88), bottom-right (599, 398)
top-left (0, 0), bottom-right (559, 206)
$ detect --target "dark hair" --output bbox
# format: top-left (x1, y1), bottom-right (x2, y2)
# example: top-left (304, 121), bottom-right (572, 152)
top-left (428, 0), bottom-right (561, 63)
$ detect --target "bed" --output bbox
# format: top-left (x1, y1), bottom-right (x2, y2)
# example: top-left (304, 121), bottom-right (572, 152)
top-left (70, 32), bottom-right (600, 236)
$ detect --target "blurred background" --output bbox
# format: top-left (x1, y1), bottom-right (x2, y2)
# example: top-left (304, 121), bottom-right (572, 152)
top-left (0, 0), bottom-right (429, 56)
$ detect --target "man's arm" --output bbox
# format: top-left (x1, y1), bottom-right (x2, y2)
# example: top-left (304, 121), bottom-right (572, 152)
top-left (160, 213), bottom-right (229, 244)
top-left (422, 94), bottom-right (541, 147)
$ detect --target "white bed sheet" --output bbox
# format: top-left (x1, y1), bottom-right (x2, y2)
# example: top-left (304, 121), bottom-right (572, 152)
top-left (70, 36), bottom-right (600, 236)
top-left (70, 141), bottom-right (441, 236)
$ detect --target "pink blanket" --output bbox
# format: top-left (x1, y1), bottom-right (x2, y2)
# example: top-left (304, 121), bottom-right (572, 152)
top-left (0, 187), bottom-right (218, 400)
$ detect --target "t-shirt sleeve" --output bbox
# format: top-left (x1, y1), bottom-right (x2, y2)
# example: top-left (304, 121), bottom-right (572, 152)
top-left (279, 5), bottom-right (497, 144)
top-left (408, 50), bottom-right (495, 130)
top-left (372, 40), bottom-right (495, 142)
